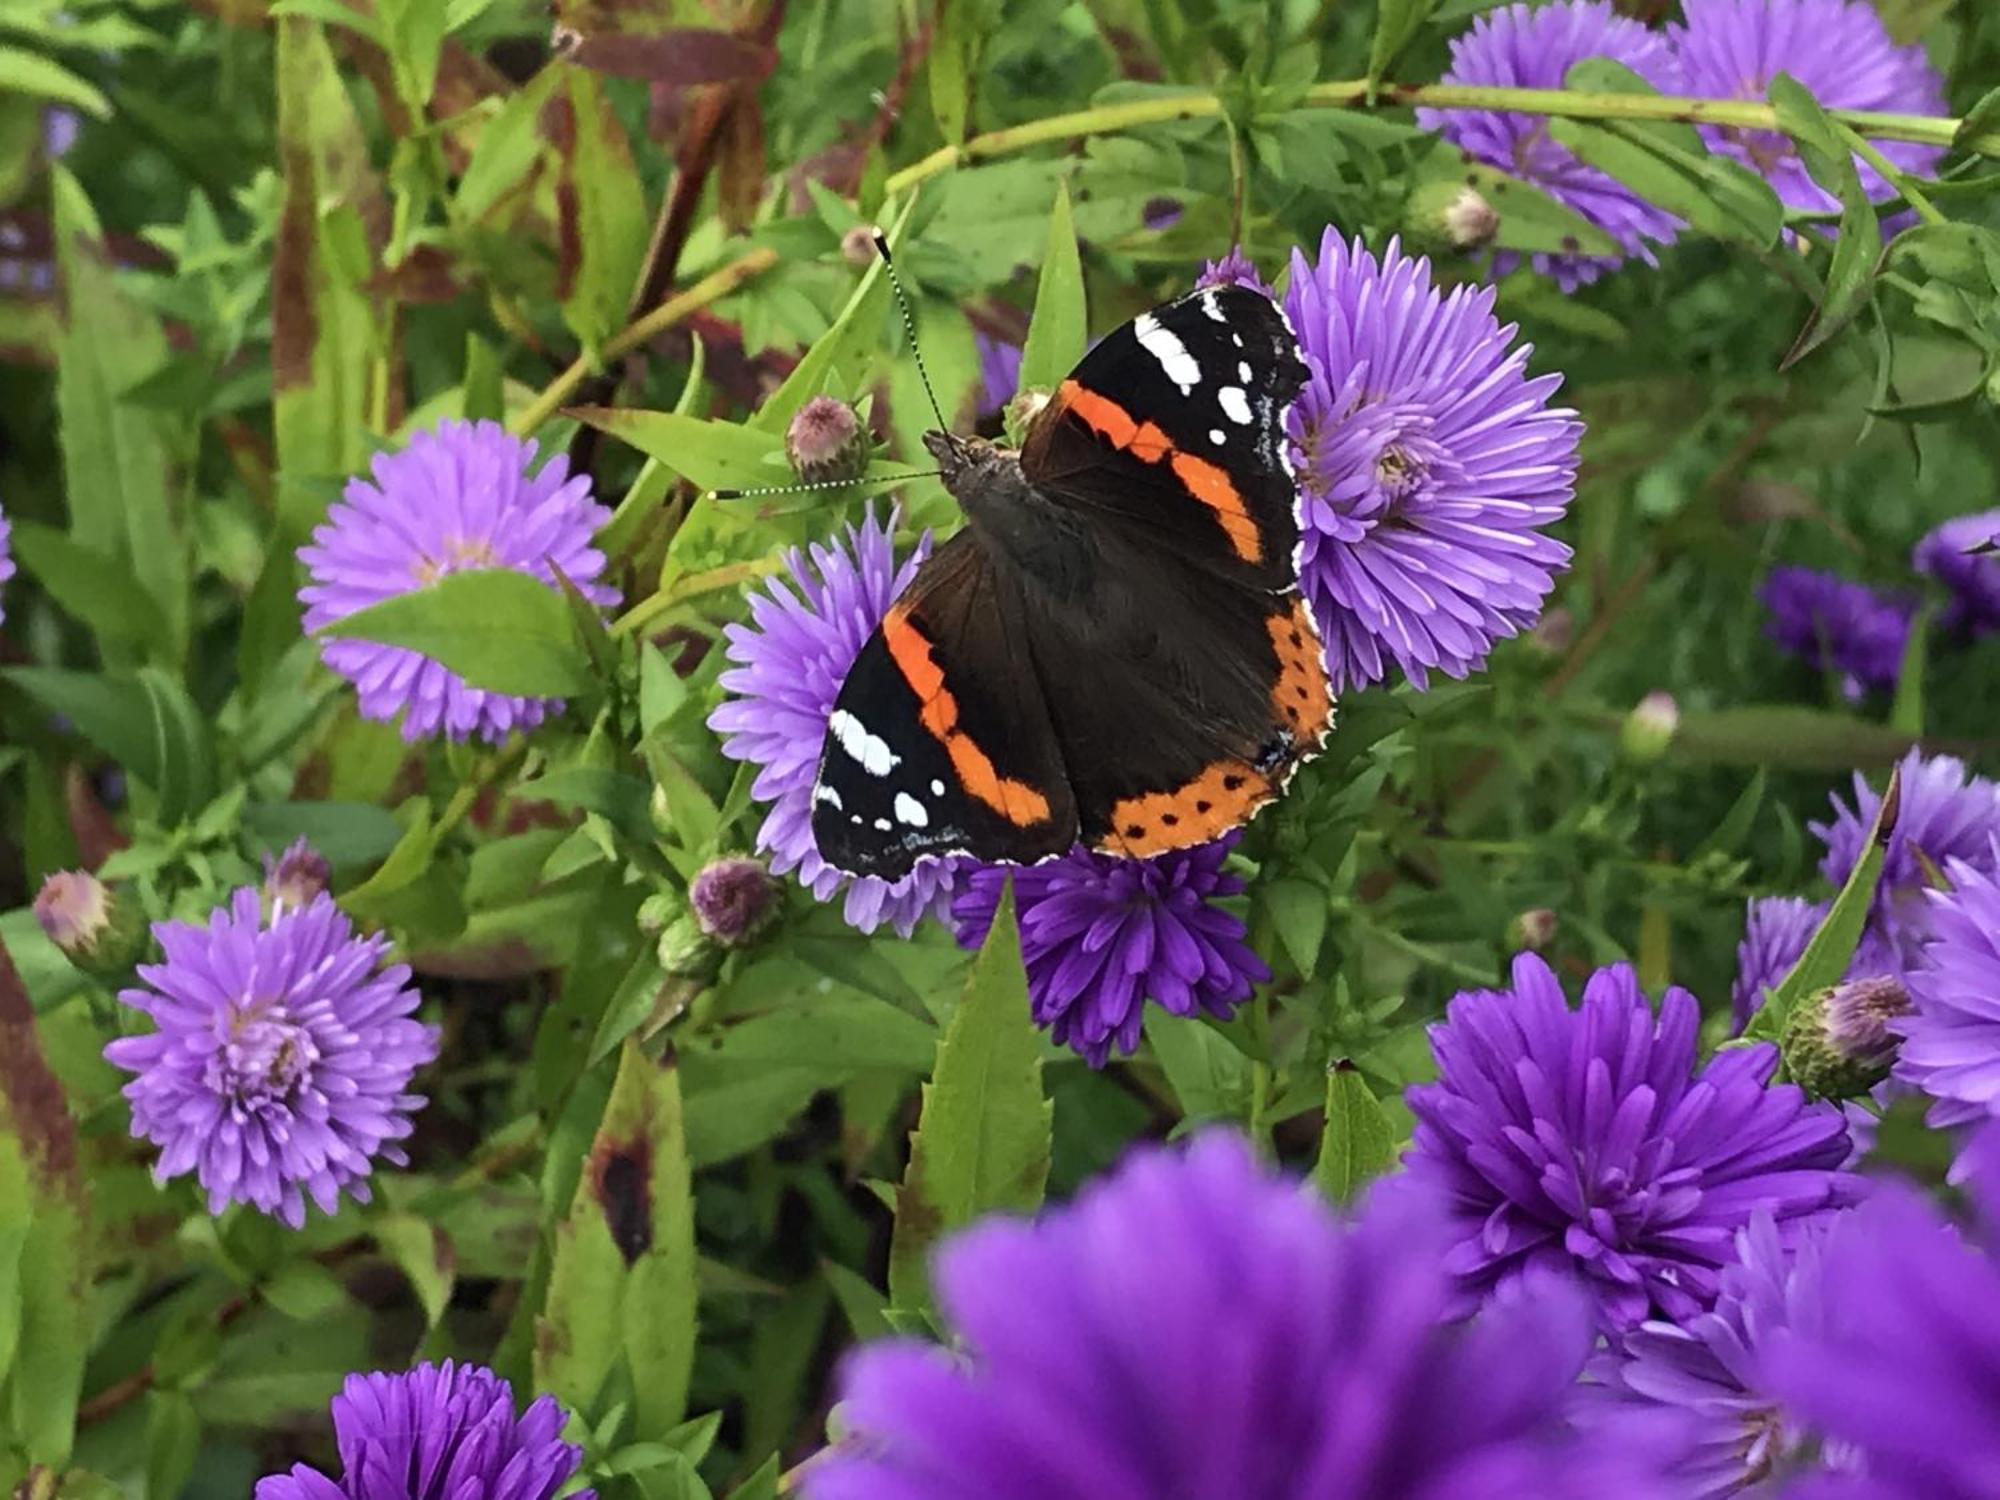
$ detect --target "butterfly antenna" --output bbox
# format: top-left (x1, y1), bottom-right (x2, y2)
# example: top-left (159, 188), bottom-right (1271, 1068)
top-left (874, 231), bottom-right (949, 432)
top-left (710, 470), bottom-right (943, 501)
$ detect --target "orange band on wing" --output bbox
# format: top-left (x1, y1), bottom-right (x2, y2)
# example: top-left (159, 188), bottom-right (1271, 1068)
top-left (1098, 761), bottom-right (1275, 857)
top-left (1268, 598), bottom-right (1333, 748)
top-left (1055, 379), bottom-right (1263, 564)
top-left (881, 605), bottom-right (1052, 828)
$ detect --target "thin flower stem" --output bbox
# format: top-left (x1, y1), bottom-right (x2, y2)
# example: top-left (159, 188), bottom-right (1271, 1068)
top-left (879, 79), bottom-right (1981, 199)
top-left (512, 246), bottom-right (781, 437)
top-left (1838, 124), bottom-right (1948, 227)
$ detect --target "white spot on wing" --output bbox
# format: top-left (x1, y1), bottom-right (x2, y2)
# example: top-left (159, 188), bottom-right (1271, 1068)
top-left (1210, 428), bottom-right (1226, 445)
top-left (1238, 360), bottom-right (1252, 382)
top-left (1134, 312), bottom-right (1201, 394)
top-left (814, 785), bottom-right (843, 810)
top-left (828, 710), bottom-right (898, 776)
top-left (930, 779), bottom-right (946, 796)
top-left (1201, 290), bottom-right (1226, 322)
top-left (1219, 386), bottom-right (1253, 425)
top-left (873, 818), bottom-right (892, 831)
top-left (1232, 333), bottom-right (1244, 348)
top-left (894, 792), bottom-right (929, 828)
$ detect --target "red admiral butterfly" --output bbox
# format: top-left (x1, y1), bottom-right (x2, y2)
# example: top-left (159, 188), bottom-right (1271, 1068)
top-left (812, 281), bottom-right (1333, 879)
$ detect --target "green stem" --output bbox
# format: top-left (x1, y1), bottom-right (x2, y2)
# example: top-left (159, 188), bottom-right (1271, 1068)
top-left (880, 79), bottom-right (1981, 198)
top-left (1838, 124), bottom-right (1947, 227)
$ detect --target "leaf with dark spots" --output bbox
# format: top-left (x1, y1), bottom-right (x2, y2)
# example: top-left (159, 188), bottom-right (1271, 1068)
top-left (593, 1139), bottom-right (655, 1264)
top-left (556, 29), bottom-right (775, 86)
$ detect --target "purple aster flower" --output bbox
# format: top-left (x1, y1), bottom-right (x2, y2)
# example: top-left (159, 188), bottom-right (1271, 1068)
top-left (1812, 749), bottom-right (2000, 967)
top-left (43, 107), bottom-right (79, 159)
top-left (1765, 1122), bottom-right (2000, 1500)
top-left (1731, 896), bottom-right (1902, 1034)
top-left (255, 1360), bottom-right (593, 1500)
top-left (949, 835), bottom-right (1268, 1067)
top-left (708, 509), bottom-right (956, 937)
top-left (1283, 230), bottom-right (1580, 693)
top-left (690, 854), bottom-right (780, 946)
top-left (1759, 566), bottom-right (1915, 703)
top-left (1913, 508), bottom-right (2000, 637)
top-left (299, 418), bottom-right (617, 744)
top-left (104, 888), bottom-right (438, 1228)
top-left (973, 333), bottom-right (1021, 419)
top-left (1405, 953), bottom-right (1860, 1331)
top-left (1894, 840), bottom-right (2000, 1129)
top-left (1197, 244), bottom-right (1275, 297)
top-left (1581, 1212), bottom-right (1857, 1497)
top-left (1671, 0), bottom-right (1946, 220)
top-left (1417, 1), bottom-right (1683, 290)
top-left (0, 498), bottom-right (13, 622)
top-left (807, 1132), bottom-right (1688, 1500)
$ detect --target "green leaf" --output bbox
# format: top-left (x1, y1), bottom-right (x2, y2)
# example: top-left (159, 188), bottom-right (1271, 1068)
top-left (8, 520), bottom-right (170, 645)
top-left (319, 568), bottom-right (594, 697)
top-left (375, 1212), bottom-right (456, 1328)
top-left (1770, 72), bottom-right (1882, 368)
top-left (1017, 178), bottom-right (1085, 397)
top-left (143, 1389), bottom-right (201, 1500)
top-left (1263, 878), bottom-right (1329, 977)
top-left (1368, 0), bottom-right (1438, 88)
top-left (0, 45), bottom-right (112, 117)
top-left (1144, 1011), bottom-right (1254, 1121)
top-left (0, 940), bottom-right (90, 1466)
top-left (456, 67), bottom-right (563, 222)
top-left (928, 0), bottom-right (971, 145)
top-left (558, 65), bottom-right (648, 353)
top-left (1890, 603), bottom-right (1932, 736)
top-left (51, 167), bottom-right (188, 663)
top-left (536, 1042), bottom-right (698, 1438)
top-left (1690, 768), bottom-right (1768, 862)
top-left (137, 666), bottom-right (218, 828)
top-left (1739, 764), bottom-right (1900, 1047)
top-left (572, 406), bottom-right (924, 495)
top-left (4, 667), bottom-right (160, 784)
top-left (1314, 1063), bottom-right (1397, 1204)
top-left (821, 1257), bottom-right (891, 1342)
top-left (888, 882), bottom-right (1052, 1312)
top-left (244, 801), bottom-right (407, 870)
top-left (1450, 161), bottom-right (1620, 259)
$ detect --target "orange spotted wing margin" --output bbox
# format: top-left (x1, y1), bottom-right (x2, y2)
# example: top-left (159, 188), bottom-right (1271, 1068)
top-left (811, 532), bottom-right (1079, 880)
top-left (1021, 283), bottom-right (1309, 595)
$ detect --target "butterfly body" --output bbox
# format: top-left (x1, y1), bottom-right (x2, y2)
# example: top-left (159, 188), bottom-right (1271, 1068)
top-left (812, 283), bottom-right (1333, 879)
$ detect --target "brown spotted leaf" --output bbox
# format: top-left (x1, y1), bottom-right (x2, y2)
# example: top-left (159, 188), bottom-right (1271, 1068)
top-left (556, 29), bottom-right (774, 85)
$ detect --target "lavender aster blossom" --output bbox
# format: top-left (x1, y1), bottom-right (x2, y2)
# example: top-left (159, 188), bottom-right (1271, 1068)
top-left (1418, 2), bottom-right (1683, 289)
top-left (1582, 1214), bottom-right (1855, 1497)
top-left (299, 419), bottom-right (616, 744)
top-left (1758, 566), bottom-right (1915, 703)
top-left (1812, 749), bottom-right (2000, 966)
top-left (1913, 508), bottom-right (2000, 636)
top-left (1672, 0), bottom-right (1946, 220)
top-left (950, 836), bottom-right (1268, 1066)
top-left (1766, 1122), bottom-right (2000, 1500)
top-left (1405, 953), bottom-right (1859, 1330)
top-left (808, 1132), bottom-right (1687, 1500)
top-left (255, 1361), bottom-right (593, 1500)
top-left (104, 889), bottom-right (438, 1228)
top-left (708, 509), bottom-right (955, 937)
top-left (1894, 841), bottom-right (2000, 1128)
top-left (973, 333), bottom-right (1021, 419)
top-left (0, 499), bottom-right (12, 622)
top-left (1731, 896), bottom-right (1900, 1034)
top-left (1197, 244), bottom-right (1275, 298)
top-left (1283, 231), bottom-right (1581, 693)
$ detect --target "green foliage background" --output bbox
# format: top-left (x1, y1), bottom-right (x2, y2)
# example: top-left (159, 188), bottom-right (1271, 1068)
top-left (1, 0), bottom-right (1998, 1493)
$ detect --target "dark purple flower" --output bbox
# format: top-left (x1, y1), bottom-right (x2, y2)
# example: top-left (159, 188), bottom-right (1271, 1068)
top-left (0, 498), bottom-right (13, 622)
top-left (254, 1360), bottom-right (593, 1500)
top-left (1418, 1), bottom-right (1683, 290)
top-left (950, 836), bottom-right (1267, 1066)
top-left (1581, 1212), bottom-right (1857, 1497)
top-left (1765, 1123), bottom-right (2000, 1500)
top-left (1283, 231), bottom-right (1580, 693)
top-left (1913, 508), bottom-right (2000, 636)
top-left (104, 889), bottom-right (438, 1227)
top-left (1405, 953), bottom-right (1860, 1330)
top-left (299, 419), bottom-right (616, 744)
top-left (808, 1132), bottom-right (1687, 1500)
top-left (1759, 566), bottom-right (1915, 703)
top-left (1142, 196), bottom-right (1184, 231)
top-left (708, 508), bottom-right (956, 937)
top-left (1895, 840), bottom-right (2000, 1129)
top-left (1812, 749), bottom-right (2000, 967)
top-left (973, 333), bottom-right (1022, 419)
top-left (1671, 0), bottom-right (1947, 220)
top-left (264, 837), bottom-right (333, 912)
top-left (1197, 245), bottom-right (1275, 298)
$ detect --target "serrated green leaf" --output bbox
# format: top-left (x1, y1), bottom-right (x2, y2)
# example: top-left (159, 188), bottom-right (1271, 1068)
top-left (888, 883), bottom-right (1051, 1312)
top-left (1017, 178), bottom-right (1085, 397)
top-left (319, 568), bottom-right (594, 697)
top-left (1739, 764), bottom-right (1900, 1047)
top-left (1314, 1063), bottom-right (1397, 1204)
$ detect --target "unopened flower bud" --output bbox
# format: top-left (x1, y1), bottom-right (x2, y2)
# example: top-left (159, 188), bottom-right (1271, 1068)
top-left (1408, 182), bottom-right (1501, 253)
top-left (637, 888), bottom-right (686, 938)
top-left (33, 870), bottom-right (145, 975)
top-left (690, 855), bottom-right (779, 947)
top-left (1620, 692), bottom-right (1679, 763)
top-left (1783, 975), bottom-right (1912, 1099)
top-left (840, 223), bottom-right (881, 268)
top-left (1529, 606), bottom-right (1574, 656)
top-left (785, 395), bottom-right (869, 484)
top-left (263, 838), bottom-right (331, 911)
top-left (656, 911), bottom-right (723, 987)
top-left (1509, 908), bottom-right (1558, 951)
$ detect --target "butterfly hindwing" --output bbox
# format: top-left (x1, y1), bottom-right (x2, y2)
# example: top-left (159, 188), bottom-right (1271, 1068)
top-left (810, 531), bottom-right (1079, 879)
top-left (1020, 283), bottom-right (1310, 595)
